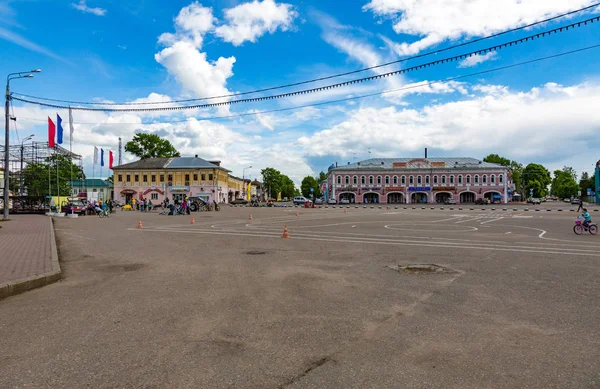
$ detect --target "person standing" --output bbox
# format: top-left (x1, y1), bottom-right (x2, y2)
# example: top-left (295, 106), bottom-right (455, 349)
top-left (577, 194), bottom-right (585, 212)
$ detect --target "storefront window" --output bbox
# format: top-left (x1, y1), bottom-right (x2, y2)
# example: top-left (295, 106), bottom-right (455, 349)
top-left (151, 193), bottom-right (158, 200)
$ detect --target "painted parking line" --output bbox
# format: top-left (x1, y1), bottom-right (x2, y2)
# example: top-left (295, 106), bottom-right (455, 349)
top-left (480, 217), bottom-right (504, 225)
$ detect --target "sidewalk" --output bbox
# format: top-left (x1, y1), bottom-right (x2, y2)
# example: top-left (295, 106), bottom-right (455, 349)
top-left (0, 215), bottom-right (60, 299)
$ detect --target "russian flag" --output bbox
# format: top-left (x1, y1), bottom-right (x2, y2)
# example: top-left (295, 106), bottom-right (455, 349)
top-left (48, 117), bottom-right (55, 148)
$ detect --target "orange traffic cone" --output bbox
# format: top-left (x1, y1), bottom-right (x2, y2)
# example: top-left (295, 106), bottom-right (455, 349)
top-left (295, 211), bottom-right (299, 217)
top-left (190, 216), bottom-right (195, 225)
top-left (282, 225), bottom-right (290, 238)
top-left (249, 214), bottom-right (253, 221)
top-left (344, 208), bottom-right (347, 213)
top-left (137, 220), bottom-right (143, 229)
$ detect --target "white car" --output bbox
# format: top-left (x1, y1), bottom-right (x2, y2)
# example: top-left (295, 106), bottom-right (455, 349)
top-left (327, 198), bottom-right (337, 204)
top-left (340, 199), bottom-right (350, 204)
top-left (293, 196), bottom-right (311, 205)
top-left (314, 198), bottom-right (323, 205)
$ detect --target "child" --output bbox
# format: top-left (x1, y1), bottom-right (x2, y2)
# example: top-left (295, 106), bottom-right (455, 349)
top-left (581, 208), bottom-right (592, 228)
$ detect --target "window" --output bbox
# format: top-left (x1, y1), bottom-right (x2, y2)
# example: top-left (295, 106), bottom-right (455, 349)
top-left (466, 175), bottom-right (471, 184)
top-left (118, 174), bottom-right (122, 182)
top-left (134, 175), bottom-right (139, 182)
top-left (93, 188), bottom-right (97, 192)
top-left (193, 174), bottom-right (198, 181)
top-left (402, 176), bottom-right (406, 185)
top-left (450, 175), bottom-right (454, 184)
top-left (393, 176), bottom-right (398, 185)
top-left (345, 176), bottom-right (350, 185)
top-left (201, 174), bottom-right (206, 181)
top-left (369, 176), bottom-right (374, 185)
top-left (151, 193), bottom-right (158, 200)
top-left (126, 174), bottom-right (131, 182)
top-left (491, 175), bottom-right (495, 184)
top-left (425, 175), bottom-right (430, 185)
top-left (409, 176), bottom-right (414, 185)
top-left (160, 175), bottom-right (164, 183)
top-left (209, 174), bottom-right (213, 181)
top-left (458, 175), bottom-right (462, 185)
top-left (168, 174), bottom-right (173, 182)
top-left (185, 174), bottom-right (190, 182)
top-left (434, 176), bottom-right (438, 185)
top-left (442, 175), bottom-right (446, 185)
top-left (385, 176), bottom-right (390, 185)
top-left (417, 176), bottom-right (422, 185)
top-left (143, 175), bottom-right (148, 183)
top-left (361, 176), bottom-right (366, 185)
top-left (482, 175), bottom-right (487, 184)
top-left (377, 176), bottom-right (381, 185)
top-left (151, 175), bottom-right (156, 182)
top-left (353, 176), bottom-right (357, 185)
top-left (499, 174), bottom-right (503, 183)
top-left (100, 188), bottom-right (104, 193)
top-left (337, 176), bottom-right (342, 185)
top-left (474, 175), bottom-right (479, 184)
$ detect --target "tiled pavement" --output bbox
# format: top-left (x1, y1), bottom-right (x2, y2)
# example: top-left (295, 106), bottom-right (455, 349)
top-left (0, 215), bottom-right (53, 285)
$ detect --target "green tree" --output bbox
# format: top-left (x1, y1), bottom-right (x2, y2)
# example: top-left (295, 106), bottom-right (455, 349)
top-left (261, 167), bottom-right (282, 199)
top-left (551, 167), bottom-right (580, 199)
top-left (280, 175), bottom-right (297, 199)
top-left (105, 174), bottom-right (114, 185)
top-left (483, 154), bottom-right (523, 196)
top-left (301, 176), bottom-right (319, 198)
top-left (23, 154), bottom-right (85, 197)
top-left (483, 154), bottom-right (511, 167)
top-left (580, 172), bottom-right (595, 193)
top-left (522, 163), bottom-right (551, 198)
top-left (318, 171), bottom-right (327, 182)
top-left (125, 133), bottom-right (180, 159)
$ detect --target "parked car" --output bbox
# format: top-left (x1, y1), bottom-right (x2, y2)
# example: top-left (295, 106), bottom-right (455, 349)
top-left (340, 198), bottom-right (350, 204)
top-left (444, 199), bottom-right (457, 205)
top-left (61, 199), bottom-right (86, 215)
top-left (327, 198), bottom-right (337, 204)
top-left (529, 198), bottom-right (541, 205)
top-left (571, 198), bottom-right (581, 205)
top-left (293, 196), bottom-right (311, 205)
top-left (564, 198), bottom-right (571, 202)
top-left (475, 198), bottom-right (489, 205)
top-left (230, 198), bottom-right (248, 205)
top-left (314, 198), bottom-right (323, 205)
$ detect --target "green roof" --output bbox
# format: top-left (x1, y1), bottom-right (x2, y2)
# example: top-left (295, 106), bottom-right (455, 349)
top-left (69, 179), bottom-right (111, 188)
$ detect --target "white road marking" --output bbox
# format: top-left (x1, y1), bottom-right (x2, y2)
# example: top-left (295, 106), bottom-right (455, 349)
top-left (505, 232), bottom-right (512, 235)
top-left (480, 217), bottom-right (504, 225)
top-left (455, 217), bottom-right (484, 224)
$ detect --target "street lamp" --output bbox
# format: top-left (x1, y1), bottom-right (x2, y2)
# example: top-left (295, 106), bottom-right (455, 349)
top-left (242, 166), bottom-right (252, 198)
top-left (19, 134), bottom-right (34, 196)
top-left (4, 69), bottom-right (40, 220)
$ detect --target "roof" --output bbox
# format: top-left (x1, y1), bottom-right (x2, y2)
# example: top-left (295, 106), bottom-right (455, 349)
top-left (69, 179), bottom-right (111, 187)
top-left (112, 157), bottom-right (230, 172)
top-left (331, 157), bottom-right (505, 171)
top-left (112, 158), bottom-right (171, 170)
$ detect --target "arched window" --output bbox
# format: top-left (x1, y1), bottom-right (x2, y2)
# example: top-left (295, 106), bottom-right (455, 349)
top-left (409, 176), bottom-right (414, 185)
top-left (433, 176), bottom-right (438, 185)
top-left (425, 175), bottom-right (430, 185)
top-left (474, 175), bottom-right (479, 184)
top-left (393, 176), bottom-right (398, 185)
top-left (450, 175), bottom-right (454, 184)
top-left (345, 176), bottom-right (349, 185)
top-left (402, 176), bottom-right (406, 185)
top-left (353, 176), bottom-right (358, 185)
top-left (337, 176), bottom-right (341, 185)
top-left (466, 175), bottom-right (471, 184)
top-left (385, 176), bottom-right (390, 185)
top-left (499, 174), bottom-right (503, 183)
top-left (377, 176), bottom-right (382, 185)
top-left (458, 175), bottom-right (463, 185)
top-left (361, 176), bottom-right (366, 185)
top-left (482, 175), bottom-right (487, 184)
top-left (442, 175), bottom-right (446, 185)
top-left (369, 176), bottom-right (374, 185)
top-left (490, 175), bottom-right (495, 184)
top-left (417, 176), bottom-right (422, 185)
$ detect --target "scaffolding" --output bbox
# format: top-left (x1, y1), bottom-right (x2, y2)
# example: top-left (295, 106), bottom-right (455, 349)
top-left (0, 141), bottom-right (82, 213)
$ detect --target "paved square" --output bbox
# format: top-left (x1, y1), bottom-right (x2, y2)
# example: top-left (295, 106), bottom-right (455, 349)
top-left (0, 206), bottom-right (599, 388)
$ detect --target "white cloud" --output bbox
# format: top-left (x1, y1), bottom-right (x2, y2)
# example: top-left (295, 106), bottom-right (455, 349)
top-left (366, 0), bottom-right (599, 54)
top-left (70, 0), bottom-right (107, 16)
top-left (297, 82), bottom-right (600, 169)
top-left (214, 0), bottom-right (297, 46)
top-left (458, 51), bottom-right (498, 68)
top-left (0, 27), bottom-right (74, 65)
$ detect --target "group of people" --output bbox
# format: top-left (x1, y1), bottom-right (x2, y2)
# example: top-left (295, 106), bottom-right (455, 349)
top-left (128, 197), bottom-right (154, 212)
top-left (87, 199), bottom-right (113, 215)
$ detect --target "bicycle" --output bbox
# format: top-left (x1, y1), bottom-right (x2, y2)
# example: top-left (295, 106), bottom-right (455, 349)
top-left (574, 217), bottom-right (597, 235)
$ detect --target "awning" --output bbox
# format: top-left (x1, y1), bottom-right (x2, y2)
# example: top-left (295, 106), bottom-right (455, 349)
top-left (492, 194), bottom-right (502, 199)
top-left (121, 189), bottom-right (137, 194)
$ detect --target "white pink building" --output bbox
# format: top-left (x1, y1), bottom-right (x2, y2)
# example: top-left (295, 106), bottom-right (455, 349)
top-left (325, 157), bottom-right (512, 204)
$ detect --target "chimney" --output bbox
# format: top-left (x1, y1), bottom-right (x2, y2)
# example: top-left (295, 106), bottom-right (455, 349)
top-left (425, 148), bottom-right (428, 158)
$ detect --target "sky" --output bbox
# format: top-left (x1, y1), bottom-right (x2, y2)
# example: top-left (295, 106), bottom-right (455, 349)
top-left (2, 0), bottom-right (600, 183)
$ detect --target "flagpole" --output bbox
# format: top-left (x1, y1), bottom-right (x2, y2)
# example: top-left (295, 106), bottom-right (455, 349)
top-left (69, 108), bottom-right (73, 201)
top-left (56, 147), bottom-right (60, 212)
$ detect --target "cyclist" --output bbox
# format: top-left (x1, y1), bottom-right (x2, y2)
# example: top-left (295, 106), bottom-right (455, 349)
top-left (581, 208), bottom-right (592, 229)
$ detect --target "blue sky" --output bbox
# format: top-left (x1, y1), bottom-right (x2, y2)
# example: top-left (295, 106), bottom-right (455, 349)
top-left (2, 0), bottom-right (600, 183)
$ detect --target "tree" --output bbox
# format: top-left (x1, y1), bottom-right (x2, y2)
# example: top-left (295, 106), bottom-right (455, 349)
top-left (483, 154), bottom-right (524, 196)
top-left (318, 171), bottom-right (327, 182)
top-left (22, 154), bottom-right (85, 197)
top-left (483, 154), bottom-right (511, 167)
top-left (125, 133), bottom-right (180, 159)
top-left (551, 167), bottom-right (580, 199)
top-left (301, 176), bottom-right (319, 198)
top-left (280, 175), bottom-right (296, 199)
top-left (105, 174), bottom-right (114, 185)
top-left (580, 172), bottom-right (595, 193)
top-left (522, 163), bottom-right (551, 198)
top-left (261, 167), bottom-right (282, 199)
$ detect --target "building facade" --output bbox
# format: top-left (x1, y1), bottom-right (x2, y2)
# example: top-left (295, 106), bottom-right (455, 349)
top-left (326, 157), bottom-right (512, 204)
top-left (69, 179), bottom-right (113, 201)
top-left (112, 156), bottom-right (240, 204)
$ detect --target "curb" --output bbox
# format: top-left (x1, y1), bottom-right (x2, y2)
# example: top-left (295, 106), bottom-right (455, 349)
top-left (0, 218), bottom-right (62, 300)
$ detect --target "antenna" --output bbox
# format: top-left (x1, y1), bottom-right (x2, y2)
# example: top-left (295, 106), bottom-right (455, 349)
top-left (118, 137), bottom-right (123, 165)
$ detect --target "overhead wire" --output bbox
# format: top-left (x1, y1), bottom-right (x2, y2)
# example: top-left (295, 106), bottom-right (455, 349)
top-left (15, 43), bottom-right (600, 125)
top-left (11, 14), bottom-right (600, 113)
top-left (10, 2), bottom-right (600, 106)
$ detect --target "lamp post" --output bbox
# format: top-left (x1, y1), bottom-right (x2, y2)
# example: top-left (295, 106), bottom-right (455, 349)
top-left (4, 69), bottom-right (40, 220)
top-left (242, 166), bottom-right (252, 198)
top-left (20, 134), bottom-right (34, 196)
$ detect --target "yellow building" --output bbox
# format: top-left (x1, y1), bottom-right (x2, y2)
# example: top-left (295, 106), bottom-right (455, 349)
top-left (113, 156), bottom-right (240, 204)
